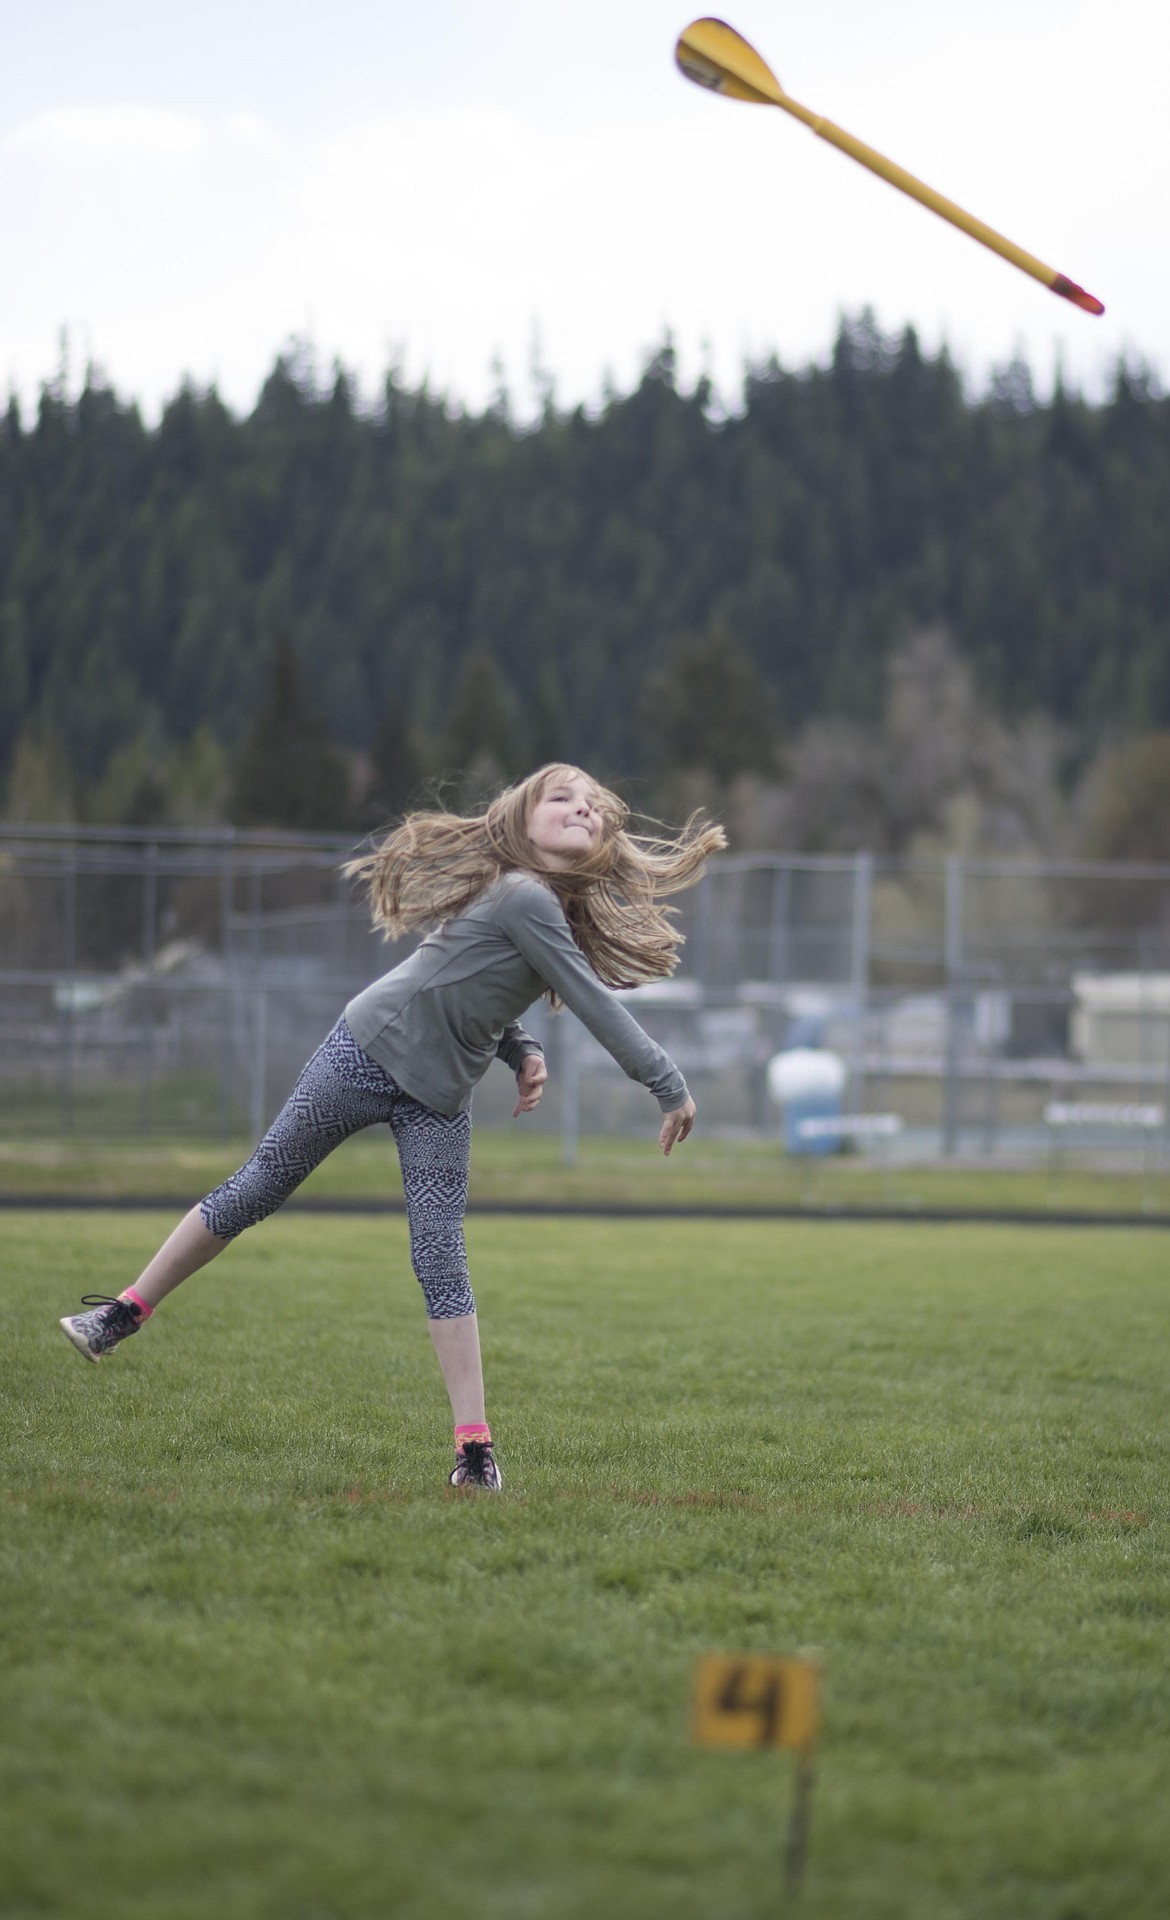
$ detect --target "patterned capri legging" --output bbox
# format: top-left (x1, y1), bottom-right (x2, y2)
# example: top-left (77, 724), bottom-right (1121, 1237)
top-left (200, 1018), bottom-right (475, 1319)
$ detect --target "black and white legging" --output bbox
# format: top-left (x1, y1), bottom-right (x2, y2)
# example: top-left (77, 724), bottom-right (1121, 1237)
top-left (200, 1019), bottom-right (475, 1319)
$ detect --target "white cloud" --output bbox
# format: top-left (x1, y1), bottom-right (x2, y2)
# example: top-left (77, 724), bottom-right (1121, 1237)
top-left (223, 112), bottom-right (286, 160)
top-left (6, 105), bottom-right (209, 161)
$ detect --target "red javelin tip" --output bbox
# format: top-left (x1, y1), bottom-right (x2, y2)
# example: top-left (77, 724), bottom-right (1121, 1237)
top-left (1052, 274), bottom-right (1105, 316)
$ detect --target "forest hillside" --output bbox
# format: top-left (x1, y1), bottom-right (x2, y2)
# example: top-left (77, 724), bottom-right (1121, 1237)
top-left (2, 313), bottom-right (1167, 856)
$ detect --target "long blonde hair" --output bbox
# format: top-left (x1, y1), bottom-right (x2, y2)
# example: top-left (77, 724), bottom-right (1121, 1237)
top-left (344, 763), bottom-right (727, 990)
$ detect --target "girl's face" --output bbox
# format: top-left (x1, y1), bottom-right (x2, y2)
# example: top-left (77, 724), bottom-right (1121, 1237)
top-left (527, 771), bottom-right (603, 870)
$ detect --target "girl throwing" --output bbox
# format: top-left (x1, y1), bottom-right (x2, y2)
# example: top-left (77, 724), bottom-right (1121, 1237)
top-left (60, 765), bottom-right (726, 1490)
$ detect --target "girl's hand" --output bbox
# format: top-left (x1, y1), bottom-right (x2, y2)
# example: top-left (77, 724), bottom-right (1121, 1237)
top-left (513, 1054), bottom-right (548, 1116)
top-left (659, 1096), bottom-right (696, 1156)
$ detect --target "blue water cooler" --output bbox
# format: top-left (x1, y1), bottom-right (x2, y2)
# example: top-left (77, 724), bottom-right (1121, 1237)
top-left (766, 1047), bottom-right (848, 1157)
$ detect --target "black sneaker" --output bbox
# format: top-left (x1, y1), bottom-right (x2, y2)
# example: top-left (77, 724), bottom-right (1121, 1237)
top-left (448, 1438), bottom-right (503, 1491)
top-left (60, 1295), bottom-right (145, 1363)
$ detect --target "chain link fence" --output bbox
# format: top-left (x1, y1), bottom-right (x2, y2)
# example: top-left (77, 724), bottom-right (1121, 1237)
top-left (3, 825), bottom-right (1170, 1169)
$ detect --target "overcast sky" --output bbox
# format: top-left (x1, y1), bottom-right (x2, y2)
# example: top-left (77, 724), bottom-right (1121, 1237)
top-left (3, 0), bottom-right (1165, 421)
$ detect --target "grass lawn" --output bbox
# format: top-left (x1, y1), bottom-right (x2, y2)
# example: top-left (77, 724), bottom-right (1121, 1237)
top-left (3, 1212), bottom-right (1167, 1919)
top-left (1, 1127), bottom-right (1169, 1218)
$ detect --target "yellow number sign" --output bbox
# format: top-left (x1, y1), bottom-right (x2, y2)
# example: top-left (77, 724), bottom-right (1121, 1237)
top-left (692, 1654), bottom-right (821, 1753)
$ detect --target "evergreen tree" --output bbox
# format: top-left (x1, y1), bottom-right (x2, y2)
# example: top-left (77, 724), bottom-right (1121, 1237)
top-left (1084, 732), bottom-right (1170, 862)
top-left (88, 735), bottom-right (172, 827)
top-left (0, 323), bottom-right (1168, 833)
top-left (228, 632), bottom-right (350, 829)
top-left (2, 725), bottom-right (75, 823)
top-left (644, 623), bottom-right (779, 787)
top-left (527, 662), bottom-right (569, 768)
top-left (0, 600), bottom-right (30, 765)
top-left (363, 699), bottom-right (430, 826)
top-left (444, 650), bottom-right (522, 791)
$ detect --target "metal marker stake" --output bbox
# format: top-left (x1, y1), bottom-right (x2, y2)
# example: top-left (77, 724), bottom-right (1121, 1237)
top-left (783, 1748), bottom-right (816, 1898)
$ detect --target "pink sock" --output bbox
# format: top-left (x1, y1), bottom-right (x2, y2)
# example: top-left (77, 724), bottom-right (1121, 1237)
top-left (455, 1423), bottom-right (491, 1449)
top-left (120, 1288), bottom-right (154, 1320)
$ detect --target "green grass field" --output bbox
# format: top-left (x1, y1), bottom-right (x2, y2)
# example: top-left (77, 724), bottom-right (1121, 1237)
top-left (2, 1127), bottom-right (1169, 1218)
top-left (3, 1210), bottom-right (1167, 1919)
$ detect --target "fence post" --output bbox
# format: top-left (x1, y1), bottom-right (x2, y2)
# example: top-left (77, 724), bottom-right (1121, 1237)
top-left (694, 871), bottom-right (714, 990)
top-left (942, 856), bottom-right (963, 1157)
top-left (850, 853), bottom-right (874, 1118)
top-left (142, 840), bottom-right (158, 965)
top-left (219, 845), bottom-right (234, 1140)
top-left (250, 988), bottom-right (268, 1142)
top-left (562, 1013), bottom-right (580, 1168)
top-left (767, 862), bottom-right (791, 984)
top-left (250, 864), bottom-right (262, 960)
top-left (851, 853), bottom-right (873, 996)
top-left (140, 841), bottom-right (158, 1133)
top-left (61, 847), bottom-right (77, 1133)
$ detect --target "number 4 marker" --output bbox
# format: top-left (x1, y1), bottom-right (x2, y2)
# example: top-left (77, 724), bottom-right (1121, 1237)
top-left (692, 1652), bottom-right (823, 1897)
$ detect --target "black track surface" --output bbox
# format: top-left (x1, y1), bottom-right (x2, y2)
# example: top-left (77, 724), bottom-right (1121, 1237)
top-left (2, 1193), bottom-right (1168, 1229)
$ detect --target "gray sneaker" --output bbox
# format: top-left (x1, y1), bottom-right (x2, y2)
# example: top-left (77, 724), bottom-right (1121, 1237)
top-left (448, 1439), bottom-right (503, 1491)
top-left (60, 1295), bottom-right (145, 1363)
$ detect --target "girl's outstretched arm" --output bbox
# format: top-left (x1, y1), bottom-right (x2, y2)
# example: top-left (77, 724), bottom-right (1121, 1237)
top-left (497, 875), bottom-right (691, 1124)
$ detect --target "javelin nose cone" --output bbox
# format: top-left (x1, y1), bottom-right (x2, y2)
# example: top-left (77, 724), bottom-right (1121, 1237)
top-left (675, 17), bottom-right (786, 106)
top-left (1052, 275), bottom-right (1106, 316)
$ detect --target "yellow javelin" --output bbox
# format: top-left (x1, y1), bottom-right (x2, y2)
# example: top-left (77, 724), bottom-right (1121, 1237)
top-left (675, 17), bottom-right (1105, 315)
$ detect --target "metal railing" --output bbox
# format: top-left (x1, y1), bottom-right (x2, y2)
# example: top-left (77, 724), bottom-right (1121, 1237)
top-left (3, 824), bottom-right (1169, 1164)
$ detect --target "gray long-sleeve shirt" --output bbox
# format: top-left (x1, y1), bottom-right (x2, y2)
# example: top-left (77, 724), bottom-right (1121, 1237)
top-left (344, 870), bottom-right (688, 1117)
